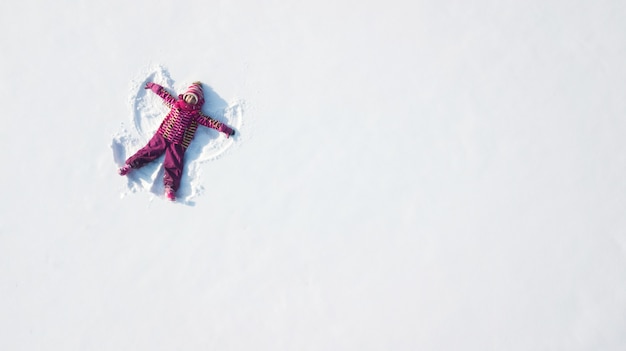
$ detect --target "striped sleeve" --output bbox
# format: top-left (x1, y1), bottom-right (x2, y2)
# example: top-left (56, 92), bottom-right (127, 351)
top-left (197, 112), bottom-right (223, 131)
top-left (154, 86), bottom-right (177, 108)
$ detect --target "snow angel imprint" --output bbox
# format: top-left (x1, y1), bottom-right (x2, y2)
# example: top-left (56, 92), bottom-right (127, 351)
top-left (118, 81), bottom-right (235, 201)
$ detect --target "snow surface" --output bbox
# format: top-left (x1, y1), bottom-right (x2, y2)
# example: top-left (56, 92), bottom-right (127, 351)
top-left (2, 0), bottom-right (626, 350)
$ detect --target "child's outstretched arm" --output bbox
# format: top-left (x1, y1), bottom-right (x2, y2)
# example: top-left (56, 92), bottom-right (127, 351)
top-left (197, 112), bottom-right (236, 138)
top-left (145, 82), bottom-right (177, 108)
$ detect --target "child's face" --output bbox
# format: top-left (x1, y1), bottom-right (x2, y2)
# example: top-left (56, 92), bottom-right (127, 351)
top-left (183, 94), bottom-right (198, 105)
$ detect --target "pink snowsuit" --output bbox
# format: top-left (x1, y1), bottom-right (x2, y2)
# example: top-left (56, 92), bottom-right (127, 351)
top-left (125, 82), bottom-right (234, 193)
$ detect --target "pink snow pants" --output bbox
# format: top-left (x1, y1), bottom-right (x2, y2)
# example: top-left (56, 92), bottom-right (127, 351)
top-left (125, 133), bottom-right (186, 192)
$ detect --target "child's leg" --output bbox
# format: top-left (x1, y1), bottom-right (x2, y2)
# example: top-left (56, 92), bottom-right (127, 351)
top-left (163, 143), bottom-right (186, 192)
top-left (126, 133), bottom-right (168, 169)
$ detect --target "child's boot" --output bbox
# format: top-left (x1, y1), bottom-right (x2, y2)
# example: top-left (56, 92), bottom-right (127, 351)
top-left (165, 186), bottom-right (176, 201)
top-left (118, 164), bottom-right (132, 176)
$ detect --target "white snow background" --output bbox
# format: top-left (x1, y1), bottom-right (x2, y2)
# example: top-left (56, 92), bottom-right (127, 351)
top-left (1, 0), bottom-right (626, 350)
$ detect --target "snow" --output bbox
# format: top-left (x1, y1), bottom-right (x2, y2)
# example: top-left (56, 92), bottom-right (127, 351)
top-left (2, 0), bottom-right (626, 350)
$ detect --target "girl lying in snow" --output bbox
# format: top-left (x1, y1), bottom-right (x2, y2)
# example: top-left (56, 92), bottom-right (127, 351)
top-left (118, 81), bottom-right (235, 201)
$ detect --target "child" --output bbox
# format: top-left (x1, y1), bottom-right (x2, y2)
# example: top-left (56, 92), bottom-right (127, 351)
top-left (118, 81), bottom-right (235, 201)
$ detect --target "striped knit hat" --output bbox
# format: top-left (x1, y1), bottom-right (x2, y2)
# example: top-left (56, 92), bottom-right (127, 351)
top-left (184, 82), bottom-right (204, 104)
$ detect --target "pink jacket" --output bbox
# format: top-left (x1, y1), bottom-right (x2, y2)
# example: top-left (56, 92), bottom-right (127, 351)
top-left (148, 83), bottom-right (234, 148)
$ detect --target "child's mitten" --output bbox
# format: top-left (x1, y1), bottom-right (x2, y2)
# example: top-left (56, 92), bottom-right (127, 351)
top-left (219, 124), bottom-right (236, 138)
top-left (144, 82), bottom-right (161, 94)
